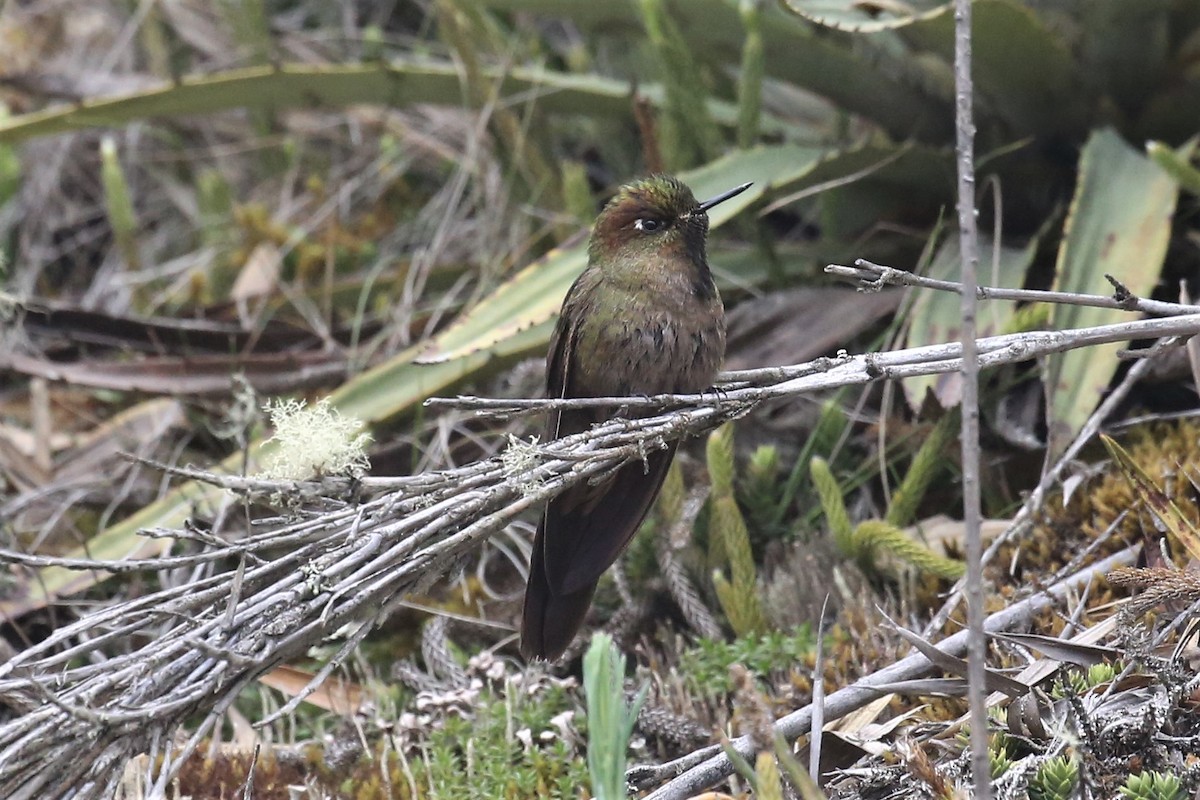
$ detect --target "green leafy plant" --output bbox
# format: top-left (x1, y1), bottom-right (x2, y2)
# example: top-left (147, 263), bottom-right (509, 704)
top-left (809, 416), bottom-right (966, 579)
top-left (885, 411), bottom-right (959, 528)
top-left (785, 397), bottom-right (853, 531)
top-left (989, 747), bottom-right (1012, 780)
top-left (707, 423), bottom-right (770, 635)
top-left (1050, 661), bottom-right (1122, 699)
top-left (678, 626), bottom-right (814, 699)
top-left (1028, 756), bottom-right (1079, 800)
top-left (211, 672), bottom-right (587, 799)
top-left (100, 136), bottom-right (140, 272)
top-left (583, 633), bottom-right (647, 800)
top-left (741, 444), bottom-right (780, 537)
top-left (1119, 771), bottom-right (1185, 800)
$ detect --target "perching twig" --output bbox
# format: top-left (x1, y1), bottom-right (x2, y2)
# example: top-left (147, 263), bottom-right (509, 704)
top-left (427, 314), bottom-right (1200, 418)
top-left (0, 408), bottom-right (730, 799)
top-left (828, 258), bottom-right (1200, 317)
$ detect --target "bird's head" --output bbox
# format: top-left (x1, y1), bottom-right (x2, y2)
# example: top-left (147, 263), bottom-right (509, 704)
top-left (588, 175), bottom-right (751, 275)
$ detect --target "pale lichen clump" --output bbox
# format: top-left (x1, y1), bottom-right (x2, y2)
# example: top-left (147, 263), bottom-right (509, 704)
top-left (501, 433), bottom-right (544, 495)
top-left (259, 397), bottom-right (372, 480)
top-left (0, 251), bottom-right (18, 320)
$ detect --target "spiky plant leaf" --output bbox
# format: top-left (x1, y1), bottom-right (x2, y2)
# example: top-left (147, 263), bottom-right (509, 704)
top-left (1046, 130), bottom-right (1177, 455)
top-left (583, 633), bottom-right (646, 800)
top-left (885, 412), bottom-right (958, 527)
top-left (707, 424), bottom-right (768, 635)
top-left (853, 520), bottom-right (965, 579)
top-left (1119, 771), bottom-right (1184, 800)
top-left (810, 456), bottom-right (854, 556)
top-left (1028, 756), bottom-right (1079, 800)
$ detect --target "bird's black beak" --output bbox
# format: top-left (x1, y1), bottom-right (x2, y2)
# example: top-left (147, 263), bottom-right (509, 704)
top-left (696, 181), bottom-right (753, 212)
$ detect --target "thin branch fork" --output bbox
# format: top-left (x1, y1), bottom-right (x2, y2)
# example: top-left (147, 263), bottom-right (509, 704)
top-left (827, 258), bottom-right (1200, 317)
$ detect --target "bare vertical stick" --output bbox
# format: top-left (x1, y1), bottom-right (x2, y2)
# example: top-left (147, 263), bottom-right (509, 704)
top-left (952, 0), bottom-right (991, 796)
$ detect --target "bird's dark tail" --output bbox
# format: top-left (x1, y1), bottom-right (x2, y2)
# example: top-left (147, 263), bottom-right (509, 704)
top-left (520, 534), bottom-right (597, 660)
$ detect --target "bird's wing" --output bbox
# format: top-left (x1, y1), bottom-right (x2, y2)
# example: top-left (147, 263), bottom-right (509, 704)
top-left (536, 277), bottom-right (673, 602)
top-left (544, 305), bottom-right (576, 439)
top-left (519, 538), bottom-right (596, 660)
top-left (542, 445), bottom-right (676, 597)
top-left (544, 285), bottom-right (607, 441)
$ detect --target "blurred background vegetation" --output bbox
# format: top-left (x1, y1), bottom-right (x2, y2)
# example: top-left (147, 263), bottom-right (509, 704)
top-left (2, 0), bottom-right (1200, 797)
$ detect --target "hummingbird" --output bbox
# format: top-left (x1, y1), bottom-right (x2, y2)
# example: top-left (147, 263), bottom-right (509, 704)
top-left (520, 175), bottom-right (752, 660)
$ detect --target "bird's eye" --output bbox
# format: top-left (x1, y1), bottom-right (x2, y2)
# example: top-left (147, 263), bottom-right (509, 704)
top-left (634, 218), bottom-right (663, 233)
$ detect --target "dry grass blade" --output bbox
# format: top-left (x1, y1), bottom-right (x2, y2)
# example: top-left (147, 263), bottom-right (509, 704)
top-left (878, 610), bottom-right (1029, 698)
top-left (1100, 434), bottom-right (1200, 562)
top-left (991, 631), bottom-right (1119, 667)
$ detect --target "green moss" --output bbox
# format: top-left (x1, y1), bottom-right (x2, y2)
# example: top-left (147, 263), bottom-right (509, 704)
top-left (678, 626), bottom-right (814, 699)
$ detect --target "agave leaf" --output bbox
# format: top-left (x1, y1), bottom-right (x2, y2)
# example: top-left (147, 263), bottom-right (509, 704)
top-left (777, 141), bottom-right (954, 240)
top-left (416, 246), bottom-right (587, 365)
top-left (782, 0), bottom-right (946, 32)
top-left (0, 61), bottom-right (787, 146)
top-left (1045, 128), bottom-right (1177, 455)
top-left (901, 233), bottom-right (1037, 410)
top-left (898, 0), bottom-right (1085, 137)
top-left (782, 0), bottom-right (1094, 137)
top-left (473, 0), bottom-right (950, 140)
top-left (771, 140), bottom-right (954, 200)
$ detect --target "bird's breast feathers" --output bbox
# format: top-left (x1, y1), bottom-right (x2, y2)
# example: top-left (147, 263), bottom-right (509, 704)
top-left (571, 293), bottom-right (724, 396)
